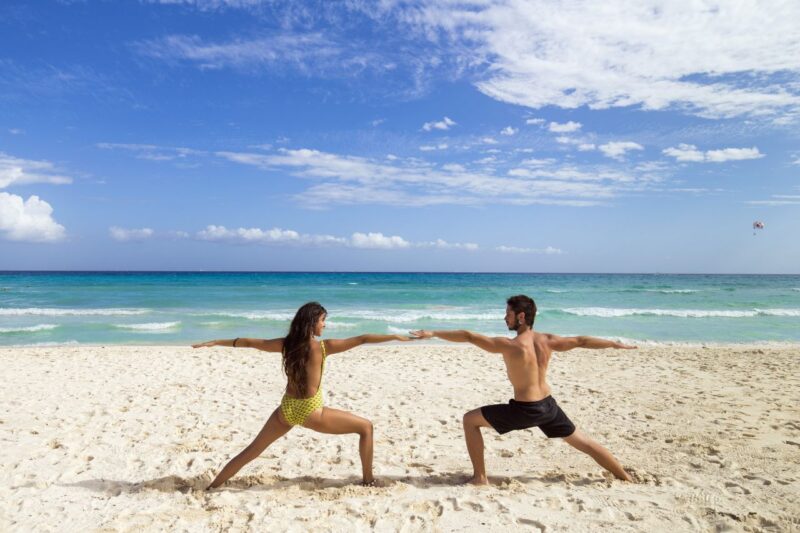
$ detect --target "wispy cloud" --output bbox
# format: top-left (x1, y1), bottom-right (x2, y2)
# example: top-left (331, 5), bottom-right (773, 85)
top-left (418, 1), bottom-right (800, 119)
top-left (500, 126), bottom-right (518, 136)
top-left (663, 144), bottom-right (764, 163)
top-left (421, 116), bottom-right (456, 132)
top-left (0, 192), bottom-right (66, 242)
top-left (599, 142), bottom-right (644, 161)
top-left (97, 143), bottom-right (202, 161)
top-left (143, 0), bottom-right (268, 10)
top-left (496, 245), bottom-right (563, 255)
top-left (215, 147), bottom-right (662, 208)
top-left (109, 226), bottom-right (155, 242)
top-left (0, 152), bottom-right (73, 189)
top-left (747, 194), bottom-right (800, 206)
top-left (136, 33), bottom-right (342, 71)
top-left (549, 121), bottom-right (582, 133)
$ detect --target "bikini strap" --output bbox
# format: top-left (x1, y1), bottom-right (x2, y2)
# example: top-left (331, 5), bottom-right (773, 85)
top-left (320, 340), bottom-right (326, 359)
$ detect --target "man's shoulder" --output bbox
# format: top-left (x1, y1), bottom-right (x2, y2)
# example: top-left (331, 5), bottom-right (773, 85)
top-left (532, 331), bottom-right (555, 343)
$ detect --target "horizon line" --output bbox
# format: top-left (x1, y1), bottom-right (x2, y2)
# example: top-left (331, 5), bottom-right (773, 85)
top-left (1, 270), bottom-right (798, 276)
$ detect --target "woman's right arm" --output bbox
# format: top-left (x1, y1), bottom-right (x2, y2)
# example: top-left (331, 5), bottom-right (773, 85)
top-left (192, 337), bottom-right (284, 352)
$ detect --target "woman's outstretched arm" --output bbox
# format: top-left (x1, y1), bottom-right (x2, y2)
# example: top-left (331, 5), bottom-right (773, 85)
top-left (192, 338), bottom-right (284, 352)
top-left (324, 334), bottom-right (415, 355)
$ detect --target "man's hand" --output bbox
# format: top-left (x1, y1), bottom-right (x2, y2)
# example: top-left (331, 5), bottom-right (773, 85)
top-left (191, 340), bottom-right (217, 349)
top-left (410, 330), bottom-right (434, 339)
top-left (393, 334), bottom-right (419, 341)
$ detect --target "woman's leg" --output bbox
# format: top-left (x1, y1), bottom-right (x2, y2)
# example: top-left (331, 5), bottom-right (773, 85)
top-left (207, 407), bottom-right (292, 489)
top-left (302, 407), bottom-right (374, 484)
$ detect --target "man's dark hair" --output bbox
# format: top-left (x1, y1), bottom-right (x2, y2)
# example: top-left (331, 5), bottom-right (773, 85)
top-left (507, 294), bottom-right (537, 327)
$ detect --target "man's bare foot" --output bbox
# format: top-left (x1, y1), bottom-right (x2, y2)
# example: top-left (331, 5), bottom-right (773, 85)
top-left (361, 478), bottom-right (377, 487)
top-left (465, 475), bottom-right (489, 486)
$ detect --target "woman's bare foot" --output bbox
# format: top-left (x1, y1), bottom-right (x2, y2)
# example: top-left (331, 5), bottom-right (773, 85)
top-left (465, 475), bottom-right (489, 486)
top-left (361, 478), bottom-right (377, 487)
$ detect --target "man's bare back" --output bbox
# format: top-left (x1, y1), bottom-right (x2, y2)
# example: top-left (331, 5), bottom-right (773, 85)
top-left (412, 294), bottom-right (635, 484)
top-left (498, 330), bottom-right (553, 401)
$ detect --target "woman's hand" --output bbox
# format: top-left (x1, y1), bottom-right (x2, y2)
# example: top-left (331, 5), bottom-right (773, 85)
top-left (393, 334), bottom-right (418, 341)
top-left (192, 340), bottom-right (218, 349)
top-left (410, 330), bottom-right (433, 339)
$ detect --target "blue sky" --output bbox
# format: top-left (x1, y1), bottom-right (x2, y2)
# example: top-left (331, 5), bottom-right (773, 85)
top-left (1, 0), bottom-right (799, 273)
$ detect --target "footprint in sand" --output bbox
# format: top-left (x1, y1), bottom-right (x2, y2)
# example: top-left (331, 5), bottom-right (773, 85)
top-left (516, 517), bottom-right (547, 531)
top-left (724, 481), bottom-right (751, 495)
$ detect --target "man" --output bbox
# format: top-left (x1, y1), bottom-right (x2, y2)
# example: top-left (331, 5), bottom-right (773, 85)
top-left (412, 294), bottom-right (634, 484)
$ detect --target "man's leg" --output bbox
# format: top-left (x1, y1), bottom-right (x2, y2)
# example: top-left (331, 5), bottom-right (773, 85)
top-left (563, 428), bottom-right (632, 481)
top-left (462, 408), bottom-right (494, 485)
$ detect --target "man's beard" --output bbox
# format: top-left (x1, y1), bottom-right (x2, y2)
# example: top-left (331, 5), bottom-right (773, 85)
top-left (508, 320), bottom-right (520, 332)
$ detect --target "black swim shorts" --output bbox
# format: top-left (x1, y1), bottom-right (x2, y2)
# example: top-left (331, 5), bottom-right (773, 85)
top-left (481, 396), bottom-right (576, 438)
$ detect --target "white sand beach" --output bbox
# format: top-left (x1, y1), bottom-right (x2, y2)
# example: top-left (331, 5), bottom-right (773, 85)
top-left (1, 343), bottom-right (798, 531)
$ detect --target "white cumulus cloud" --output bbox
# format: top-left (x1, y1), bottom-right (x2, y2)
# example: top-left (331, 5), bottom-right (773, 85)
top-left (599, 142), bottom-right (644, 161)
top-left (422, 116), bottom-right (456, 132)
top-left (0, 192), bottom-right (66, 242)
top-left (192, 224), bottom-right (483, 251)
top-left (663, 144), bottom-right (764, 163)
top-left (350, 232), bottom-right (410, 249)
top-left (109, 227), bottom-right (155, 242)
top-left (419, 143), bottom-right (448, 151)
top-left (501, 126), bottom-right (518, 136)
top-left (548, 121), bottom-right (582, 133)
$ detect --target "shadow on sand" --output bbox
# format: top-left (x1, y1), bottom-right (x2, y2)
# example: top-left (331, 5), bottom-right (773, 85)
top-left (61, 469), bottom-right (616, 497)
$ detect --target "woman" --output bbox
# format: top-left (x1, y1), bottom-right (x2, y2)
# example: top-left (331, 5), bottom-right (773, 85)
top-left (192, 301), bottom-right (414, 488)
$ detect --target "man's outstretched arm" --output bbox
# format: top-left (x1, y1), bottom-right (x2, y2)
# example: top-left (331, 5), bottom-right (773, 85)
top-left (545, 334), bottom-right (637, 352)
top-left (411, 329), bottom-right (509, 354)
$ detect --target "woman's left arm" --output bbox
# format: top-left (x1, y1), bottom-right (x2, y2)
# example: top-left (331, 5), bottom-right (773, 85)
top-left (324, 334), bottom-right (414, 355)
top-left (192, 337), bottom-right (284, 352)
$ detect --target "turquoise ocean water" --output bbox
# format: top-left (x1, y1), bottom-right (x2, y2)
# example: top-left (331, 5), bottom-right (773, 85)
top-left (1, 272), bottom-right (799, 346)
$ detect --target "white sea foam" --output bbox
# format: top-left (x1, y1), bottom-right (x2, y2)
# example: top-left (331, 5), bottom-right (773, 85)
top-left (325, 320), bottom-right (358, 330)
top-left (341, 309), bottom-right (503, 322)
top-left (0, 324), bottom-right (59, 333)
top-left (561, 307), bottom-right (800, 318)
top-left (645, 289), bottom-right (699, 294)
top-left (760, 308), bottom-right (800, 317)
top-left (113, 321), bottom-right (181, 331)
top-left (0, 307), bottom-right (149, 316)
top-left (193, 311), bottom-right (294, 321)
top-left (793, 288), bottom-right (800, 292)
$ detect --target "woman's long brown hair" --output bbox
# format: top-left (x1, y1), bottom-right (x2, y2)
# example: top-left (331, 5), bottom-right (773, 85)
top-left (282, 302), bottom-right (327, 397)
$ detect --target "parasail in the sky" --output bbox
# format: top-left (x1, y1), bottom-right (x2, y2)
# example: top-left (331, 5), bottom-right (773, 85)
top-left (753, 221), bottom-right (765, 235)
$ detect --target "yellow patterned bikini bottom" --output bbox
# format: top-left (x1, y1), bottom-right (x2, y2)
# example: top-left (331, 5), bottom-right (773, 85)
top-left (280, 387), bottom-right (324, 426)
